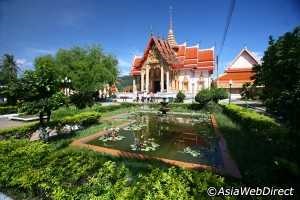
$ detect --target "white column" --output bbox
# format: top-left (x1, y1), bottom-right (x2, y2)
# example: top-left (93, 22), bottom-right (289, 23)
top-left (133, 78), bottom-right (137, 93)
top-left (179, 80), bottom-right (182, 90)
top-left (141, 71), bottom-right (144, 92)
top-left (166, 71), bottom-right (170, 92)
top-left (146, 66), bottom-right (149, 93)
top-left (160, 66), bottom-right (164, 92)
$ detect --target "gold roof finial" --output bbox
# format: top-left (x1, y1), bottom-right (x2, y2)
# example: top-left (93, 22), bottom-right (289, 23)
top-left (167, 6), bottom-right (177, 46)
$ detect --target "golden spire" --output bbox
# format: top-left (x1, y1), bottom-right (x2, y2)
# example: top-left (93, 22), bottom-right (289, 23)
top-left (167, 6), bottom-right (177, 46)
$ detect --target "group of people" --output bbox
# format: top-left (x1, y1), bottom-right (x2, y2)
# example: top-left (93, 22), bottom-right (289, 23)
top-left (135, 92), bottom-right (159, 103)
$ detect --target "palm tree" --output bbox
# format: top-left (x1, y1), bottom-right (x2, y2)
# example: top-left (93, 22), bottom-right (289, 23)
top-left (0, 54), bottom-right (19, 85)
top-left (0, 54), bottom-right (20, 105)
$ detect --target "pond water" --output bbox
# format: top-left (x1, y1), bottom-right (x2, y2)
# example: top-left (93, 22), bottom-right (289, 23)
top-left (89, 113), bottom-right (223, 167)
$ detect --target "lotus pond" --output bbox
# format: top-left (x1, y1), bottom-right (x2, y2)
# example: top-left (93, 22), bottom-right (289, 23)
top-left (89, 112), bottom-right (223, 168)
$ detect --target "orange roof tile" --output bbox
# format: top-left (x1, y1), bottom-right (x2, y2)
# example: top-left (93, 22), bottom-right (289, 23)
top-left (218, 71), bottom-right (255, 82)
top-left (131, 36), bottom-right (215, 74)
top-left (185, 47), bottom-right (198, 59)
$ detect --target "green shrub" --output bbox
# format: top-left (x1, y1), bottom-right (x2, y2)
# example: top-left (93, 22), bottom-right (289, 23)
top-left (195, 89), bottom-right (212, 107)
top-left (0, 139), bottom-right (229, 200)
top-left (175, 91), bottom-right (185, 103)
top-left (0, 106), bottom-right (17, 115)
top-left (222, 104), bottom-right (280, 132)
top-left (195, 88), bottom-right (228, 107)
top-left (187, 103), bottom-right (203, 111)
top-left (56, 111), bottom-right (101, 127)
top-left (70, 92), bottom-right (94, 109)
top-left (211, 88), bottom-right (228, 102)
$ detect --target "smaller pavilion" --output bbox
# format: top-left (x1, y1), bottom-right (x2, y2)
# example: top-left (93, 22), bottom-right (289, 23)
top-left (216, 48), bottom-right (261, 96)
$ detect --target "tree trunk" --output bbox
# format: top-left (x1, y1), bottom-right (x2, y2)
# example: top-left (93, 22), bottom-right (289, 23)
top-left (39, 112), bottom-right (44, 126)
top-left (46, 110), bottom-right (51, 123)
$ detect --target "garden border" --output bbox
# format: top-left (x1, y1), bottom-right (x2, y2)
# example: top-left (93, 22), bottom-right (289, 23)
top-left (211, 114), bottom-right (241, 178)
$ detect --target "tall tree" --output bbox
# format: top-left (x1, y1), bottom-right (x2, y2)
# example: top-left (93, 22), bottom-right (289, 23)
top-left (18, 55), bottom-right (65, 124)
top-left (253, 26), bottom-right (300, 130)
top-left (0, 54), bottom-right (20, 104)
top-left (55, 46), bottom-right (118, 108)
top-left (0, 54), bottom-right (19, 84)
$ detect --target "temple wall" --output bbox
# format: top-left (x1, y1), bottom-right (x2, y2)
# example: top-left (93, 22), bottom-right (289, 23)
top-left (176, 69), bottom-right (211, 93)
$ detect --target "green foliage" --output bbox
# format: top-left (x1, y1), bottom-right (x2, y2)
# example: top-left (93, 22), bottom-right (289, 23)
top-left (211, 88), bottom-right (228, 102)
top-left (17, 56), bottom-right (64, 123)
top-left (0, 54), bottom-right (19, 105)
top-left (55, 46), bottom-right (118, 108)
top-left (215, 106), bottom-right (298, 186)
top-left (222, 104), bottom-right (281, 133)
top-left (175, 91), bottom-right (185, 103)
top-left (240, 82), bottom-right (251, 100)
top-left (70, 92), bottom-right (94, 109)
top-left (240, 82), bottom-right (260, 100)
top-left (0, 139), bottom-right (229, 200)
top-left (253, 26), bottom-right (300, 130)
top-left (52, 111), bottom-right (101, 127)
top-left (0, 54), bottom-right (18, 85)
top-left (195, 88), bottom-right (228, 108)
top-left (0, 105), bottom-right (17, 114)
top-left (195, 89), bottom-right (212, 107)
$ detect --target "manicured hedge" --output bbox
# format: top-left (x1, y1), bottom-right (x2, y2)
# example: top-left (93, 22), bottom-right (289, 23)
top-left (93, 102), bottom-right (135, 113)
top-left (222, 104), bottom-right (280, 131)
top-left (0, 139), bottom-right (229, 200)
top-left (0, 111), bottom-right (101, 139)
top-left (0, 106), bottom-right (17, 115)
top-left (50, 111), bottom-right (101, 127)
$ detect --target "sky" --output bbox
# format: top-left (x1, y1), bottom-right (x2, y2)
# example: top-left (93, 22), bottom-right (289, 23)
top-left (0, 0), bottom-right (299, 76)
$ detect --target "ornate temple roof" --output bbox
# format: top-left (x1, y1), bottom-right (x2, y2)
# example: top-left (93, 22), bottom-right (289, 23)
top-left (131, 36), bottom-right (215, 75)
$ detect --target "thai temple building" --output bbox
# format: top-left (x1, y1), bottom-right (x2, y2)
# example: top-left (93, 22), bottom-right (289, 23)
top-left (216, 48), bottom-right (261, 96)
top-left (130, 13), bottom-right (215, 97)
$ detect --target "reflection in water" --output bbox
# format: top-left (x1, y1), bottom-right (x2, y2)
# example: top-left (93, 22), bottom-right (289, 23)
top-left (89, 113), bottom-right (222, 167)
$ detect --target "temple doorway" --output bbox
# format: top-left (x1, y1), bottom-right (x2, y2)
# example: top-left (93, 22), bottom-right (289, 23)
top-left (153, 81), bottom-right (160, 93)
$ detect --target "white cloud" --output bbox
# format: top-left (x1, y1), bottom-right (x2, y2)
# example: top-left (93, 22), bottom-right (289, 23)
top-left (16, 58), bottom-right (27, 66)
top-left (27, 48), bottom-right (55, 55)
top-left (16, 58), bottom-right (33, 72)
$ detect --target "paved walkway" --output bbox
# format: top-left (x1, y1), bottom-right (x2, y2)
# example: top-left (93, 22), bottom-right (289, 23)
top-left (0, 193), bottom-right (13, 200)
top-left (0, 118), bottom-right (30, 129)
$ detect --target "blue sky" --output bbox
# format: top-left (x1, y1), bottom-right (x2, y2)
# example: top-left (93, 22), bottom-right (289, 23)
top-left (0, 0), bottom-right (299, 76)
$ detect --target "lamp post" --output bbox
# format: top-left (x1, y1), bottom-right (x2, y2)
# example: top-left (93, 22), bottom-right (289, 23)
top-left (62, 77), bottom-right (71, 96)
top-left (229, 80), bottom-right (232, 104)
